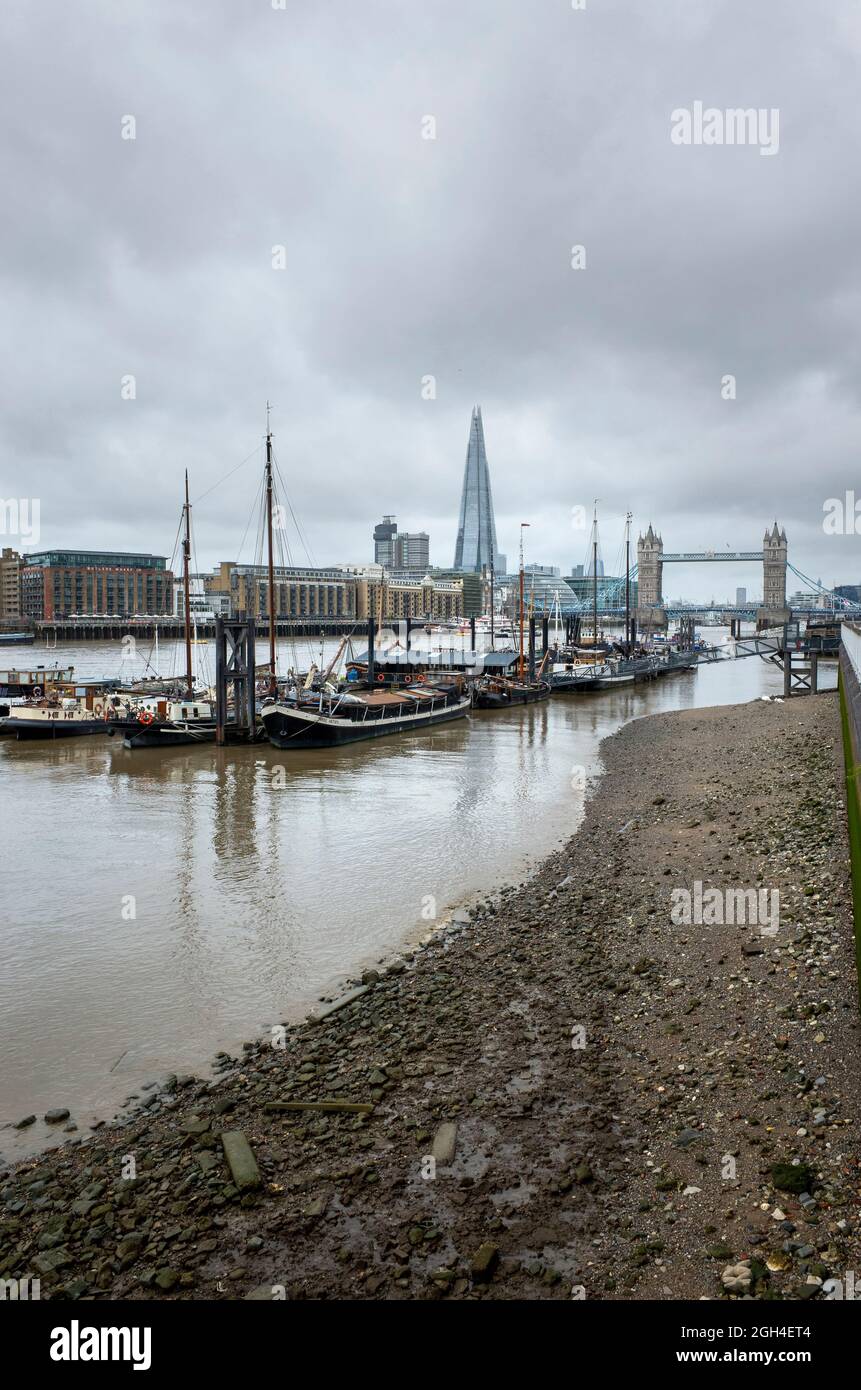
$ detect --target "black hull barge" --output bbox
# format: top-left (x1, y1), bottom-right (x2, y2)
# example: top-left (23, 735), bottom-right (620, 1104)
top-left (472, 678), bottom-right (551, 709)
top-left (262, 683), bottom-right (470, 749)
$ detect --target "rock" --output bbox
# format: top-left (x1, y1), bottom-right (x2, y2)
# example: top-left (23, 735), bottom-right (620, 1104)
top-left (117, 1232), bottom-right (147, 1259)
top-left (154, 1268), bottom-right (180, 1291)
top-left (32, 1247), bottom-right (71, 1276)
top-left (220, 1131), bottom-right (262, 1191)
top-left (471, 1242), bottom-right (499, 1282)
top-left (675, 1128), bottom-right (701, 1148)
top-left (771, 1162), bottom-right (814, 1195)
top-left (179, 1116), bottom-right (210, 1135)
top-left (721, 1262), bottom-right (752, 1293)
top-left (13, 1115), bottom-right (36, 1129)
top-left (44, 1108), bottom-right (70, 1124)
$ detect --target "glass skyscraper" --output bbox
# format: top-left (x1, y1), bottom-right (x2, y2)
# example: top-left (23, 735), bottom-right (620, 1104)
top-left (453, 406), bottom-right (502, 574)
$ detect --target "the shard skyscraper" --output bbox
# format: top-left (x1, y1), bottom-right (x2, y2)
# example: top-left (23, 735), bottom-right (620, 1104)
top-left (453, 406), bottom-right (502, 573)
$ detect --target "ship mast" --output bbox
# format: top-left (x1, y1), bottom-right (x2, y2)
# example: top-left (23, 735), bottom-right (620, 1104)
top-left (518, 522), bottom-right (529, 682)
top-left (592, 499), bottom-right (599, 649)
top-left (489, 526), bottom-right (495, 650)
top-left (182, 470), bottom-right (193, 698)
top-left (265, 402), bottom-right (277, 695)
top-left (625, 510), bottom-right (632, 653)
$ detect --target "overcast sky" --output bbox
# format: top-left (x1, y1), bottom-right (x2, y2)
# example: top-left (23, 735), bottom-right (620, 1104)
top-left (2, 0), bottom-right (860, 601)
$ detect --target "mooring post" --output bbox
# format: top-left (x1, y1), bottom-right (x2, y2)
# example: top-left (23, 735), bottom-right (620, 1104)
top-left (215, 616), bottom-right (226, 746)
top-left (810, 651), bottom-right (819, 695)
top-left (244, 617), bottom-right (256, 737)
top-left (528, 616), bottom-right (536, 680)
top-left (783, 623), bottom-right (792, 698)
top-left (542, 614), bottom-right (549, 656)
top-left (367, 616), bottom-right (376, 686)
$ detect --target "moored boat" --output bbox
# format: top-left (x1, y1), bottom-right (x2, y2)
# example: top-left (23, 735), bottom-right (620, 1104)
top-left (123, 697), bottom-right (218, 748)
top-left (2, 690), bottom-right (140, 739)
top-left (261, 681), bottom-right (470, 748)
top-left (472, 675), bottom-right (551, 707)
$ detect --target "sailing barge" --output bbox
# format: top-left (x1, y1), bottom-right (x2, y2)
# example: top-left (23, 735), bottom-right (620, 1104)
top-left (261, 681), bottom-right (470, 748)
top-left (472, 522), bottom-right (551, 708)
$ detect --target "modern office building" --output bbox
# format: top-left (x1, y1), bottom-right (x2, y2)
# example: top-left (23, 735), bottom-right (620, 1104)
top-left (373, 516), bottom-right (398, 566)
top-left (397, 531), bottom-right (430, 569)
top-left (373, 518), bottom-right (430, 570)
top-left (428, 568), bottom-right (483, 617)
top-left (453, 406), bottom-right (500, 574)
top-left (174, 577), bottom-right (231, 622)
top-left (0, 547), bottom-right (23, 619)
top-left (21, 550), bottom-right (173, 620)
top-left (736, 587), bottom-right (747, 606)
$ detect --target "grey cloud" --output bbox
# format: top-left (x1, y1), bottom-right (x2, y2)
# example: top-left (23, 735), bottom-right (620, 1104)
top-left (1, 0), bottom-right (859, 596)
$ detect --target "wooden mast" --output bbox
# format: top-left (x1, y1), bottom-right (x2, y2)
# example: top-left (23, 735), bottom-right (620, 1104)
top-left (489, 528), bottom-right (495, 650)
top-left (592, 499), bottom-right (599, 649)
top-left (518, 522), bottom-right (529, 682)
top-left (265, 403), bottom-right (277, 694)
top-left (625, 510), bottom-right (632, 653)
top-left (183, 470), bottom-right (193, 698)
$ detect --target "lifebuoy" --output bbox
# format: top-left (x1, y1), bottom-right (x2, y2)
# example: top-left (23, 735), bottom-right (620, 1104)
top-left (138, 710), bottom-right (154, 725)
top-left (416, 673), bottom-right (426, 684)
top-left (376, 674), bottom-right (385, 683)
top-left (32, 686), bottom-right (42, 697)
top-left (404, 675), bottom-right (412, 684)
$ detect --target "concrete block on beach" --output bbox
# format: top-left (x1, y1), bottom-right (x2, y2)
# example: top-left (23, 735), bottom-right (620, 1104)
top-left (431, 1121), bottom-right (458, 1165)
top-left (220, 1130), bottom-right (262, 1191)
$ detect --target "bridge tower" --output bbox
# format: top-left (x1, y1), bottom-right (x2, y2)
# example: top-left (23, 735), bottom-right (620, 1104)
top-left (637, 525), bottom-right (663, 604)
top-left (762, 522), bottom-right (788, 616)
top-left (636, 524), bottom-right (666, 630)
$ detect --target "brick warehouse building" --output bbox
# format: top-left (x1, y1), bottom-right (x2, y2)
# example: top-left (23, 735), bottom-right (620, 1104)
top-left (22, 550), bottom-right (174, 620)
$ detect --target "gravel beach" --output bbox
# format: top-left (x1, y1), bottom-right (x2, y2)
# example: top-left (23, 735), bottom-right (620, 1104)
top-left (3, 691), bottom-right (859, 1301)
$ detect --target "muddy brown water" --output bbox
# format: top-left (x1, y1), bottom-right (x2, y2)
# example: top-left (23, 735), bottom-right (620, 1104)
top-left (1, 632), bottom-right (827, 1160)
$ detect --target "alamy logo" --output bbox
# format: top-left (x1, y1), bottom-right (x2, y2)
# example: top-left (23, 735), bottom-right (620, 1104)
top-left (670, 881), bottom-right (779, 934)
top-left (671, 102), bottom-right (779, 156)
top-left (0, 1276), bottom-right (40, 1300)
top-left (50, 1321), bottom-right (151, 1371)
top-left (0, 497), bottom-right (40, 546)
top-left (822, 1271), bottom-right (859, 1300)
top-left (823, 492), bottom-right (861, 535)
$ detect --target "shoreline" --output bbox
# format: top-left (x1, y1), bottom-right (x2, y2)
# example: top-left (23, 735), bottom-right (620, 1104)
top-left (2, 691), bottom-right (859, 1301)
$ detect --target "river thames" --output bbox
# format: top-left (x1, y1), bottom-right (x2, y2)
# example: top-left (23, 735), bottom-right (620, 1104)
top-left (0, 631), bottom-right (831, 1160)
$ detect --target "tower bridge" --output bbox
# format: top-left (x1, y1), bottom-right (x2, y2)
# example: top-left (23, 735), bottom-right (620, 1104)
top-left (637, 522), bottom-right (788, 629)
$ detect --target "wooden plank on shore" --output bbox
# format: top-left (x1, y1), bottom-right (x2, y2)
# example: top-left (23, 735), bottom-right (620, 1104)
top-left (307, 985), bottom-right (369, 1023)
top-left (264, 1100), bottom-right (375, 1115)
